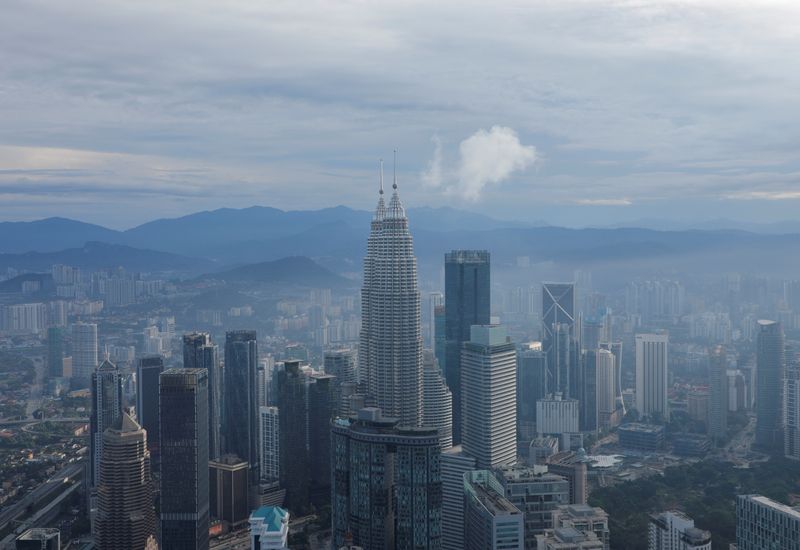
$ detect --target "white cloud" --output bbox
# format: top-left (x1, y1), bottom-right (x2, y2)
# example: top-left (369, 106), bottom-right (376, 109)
top-left (421, 135), bottom-right (443, 188)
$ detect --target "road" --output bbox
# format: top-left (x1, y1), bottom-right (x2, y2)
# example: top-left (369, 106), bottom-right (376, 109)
top-left (0, 461), bottom-right (83, 532)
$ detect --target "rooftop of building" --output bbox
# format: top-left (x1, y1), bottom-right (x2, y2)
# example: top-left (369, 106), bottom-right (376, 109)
top-left (618, 423), bottom-right (665, 434)
top-left (496, 463), bottom-right (565, 483)
top-left (471, 481), bottom-right (522, 516)
top-left (559, 504), bottom-right (608, 519)
top-left (16, 528), bottom-right (59, 540)
top-left (250, 506), bottom-right (288, 531)
top-left (740, 495), bottom-right (800, 519)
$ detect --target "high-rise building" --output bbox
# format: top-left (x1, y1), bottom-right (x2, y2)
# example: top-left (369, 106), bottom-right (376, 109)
top-left (47, 327), bottom-right (64, 378)
top-left (441, 446), bottom-right (478, 550)
top-left (542, 283), bottom-right (576, 397)
top-left (90, 359), bottom-right (122, 488)
top-left (160, 368), bottom-right (210, 550)
top-left (250, 506), bottom-right (290, 550)
top-left (736, 494), bottom-right (800, 550)
top-left (307, 371), bottom-right (336, 503)
top-left (596, 349), bottom-right (617, 431)
top-left (461, 325), bottom-right (517, 469)
top-left (517, 342), bottom-right (548, 440)
top-left (274, 360), bottom-right (310, 512)
top-left (755, 320), bottom-right (785, 452)
top-left (224, 330), bottom-right (260, 486)
top-left (428, 291), bottom-right (444, 348)
top-left (95, 412), bottom-right (158, 550)
top-left (708, 346), bottom-right (728, 445)
top-left (579, 350), bottom-right (599, 433)
top-left (259, 406), bottom-right (280, 482)
top-left (183, 332), bottom-right (222, 460)
top-left (422, 349), bottom-right (453, 450)
top-left (463, 470), bottom-right (524, 550)
top-left (72, 322), bottom-right (98, 387)
top-left (331, 407), bottom-right (442, 550)
top-left (136, 355), bottom-right (163, 456)
top-left (445, 250), bottom-right (491, 443)
top-left (358, 172), bottom-right (423, 426)
top-left (535, 528), bottom-right (605, 550)
top-left (324, 349), bottom-right (357, 415)
top-left (434, 304), bottom-right (446, 375)
top-left (547, 452), bottom-right (588, 506)
top-left (14, 528), bottom-right (60, 550)
top-left (536, 393), bottom-right (579, 438)
top-left (635, 333), bottom-right (670, 422)
top-left (599, 341), bottom-right (624, 414)
top-left (209, 455), bottom-right (250, 529)
top-left (553, 504), bottom-right (610, 550)
top-left (649, 510), bottom-right (711, 550)
top-left (785, 366), bottom-right (800, 461)
top-left (495, 464), bottom-right (570, 545)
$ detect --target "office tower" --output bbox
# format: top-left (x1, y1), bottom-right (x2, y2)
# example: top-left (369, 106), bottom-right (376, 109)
top-left (736, 494), bottom-right (800, 550)
top-left (259, 406), bottom-right (280, 481)
top-left (517, 342), bottom-right (548, 440)
top-left (547, 452), bottom-right (588, 505)
top-left (308, 371), bottom-right (336, 503)
top-left (536, 528), bottom-right (604, 550)
top-left (579, 350), bottom-right (599, 433)
top-left (463, 470), bottom-right (524, 550)
top-left (136, 355), bottom-right (163, 456)
top-left (95, 412), bottom-right (158, 550)
top-left (708, 346), bottom-right (728, 445)
top-left (599, 341), bottom-right (624, 413)
top-left (755, 320), bottom-right (785, 452)
top-left (72, 322), bottom-right (98, 387)
top-left (47, 327), bottom-right (64, 378)
top-left (183, 332), bottom-right (222, 460)
top-left (553, 504), bottom-right (610, 550)
top-left (649, 510), bottom-right (711, 550)
top-left (209, 455), bottom-right (250, 529)
top-left (445, 250), bottom-right (491, 443)
top-left (224, 330), bottom-right (260, 485)
top-left (429, 291), bottom-right (444, 348)
top-left (274, 360), bottom-right (310, 511)
top-left (441, 446), bottom-right (478, 550)
top-left (14, 529), bottom-right (60, 550)
top-left (422, 349), bottom-right (453, 450)
top-left (250, 506), bottom-right (290, 550)
top-left (358, 171), bottom-right (424, 427)
top-left (786, 367), bottom-right (800, 460)
top-left (331, 407), bottom-right (442, 550)
top-left (160, 368), bottom-right (210, 550)
top-left (434, 304), bottom-right (446, 374)
top-left (542, 283), bottom-right (576, 396)
top-left (495, 464), bottom-right (570, 544)
top-left (596, 349), bottom-right (617, 430)
top-left (461, 325), bottom-right (516, 469)
top-left (324, 349), bottom-right (357, 415)
top-left (90, 359), bottom-right (122, 487)
top-left (536, 394), bottom-right (579, 437)
top-left (635, 333), bottom-right (670, 422)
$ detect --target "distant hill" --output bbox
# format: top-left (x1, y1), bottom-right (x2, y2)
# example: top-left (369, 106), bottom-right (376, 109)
top-left (203, 256), bottom-right (353, 288)
top-left (0, 242), bottom-right (213, 273)
top-left (0, 217), bottom-right (122, 253)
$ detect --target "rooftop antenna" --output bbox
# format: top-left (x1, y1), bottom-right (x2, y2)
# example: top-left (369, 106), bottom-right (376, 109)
top-left (393, 149), bottom-right (397, 190)
top-left (379, 158), bottom-right (384, 195)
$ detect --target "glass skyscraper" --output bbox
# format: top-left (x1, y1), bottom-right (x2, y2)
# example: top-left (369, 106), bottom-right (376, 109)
top-left (183, 332), bottom-right (222, 460)
top-left (135, 355), bottom-right (163, 457)
top-left (224, 330), bottom-right (259, 484)
top-left (755, 320), bottom-right (785, 453)
top-left (90, 359), bottom-right (122, 488)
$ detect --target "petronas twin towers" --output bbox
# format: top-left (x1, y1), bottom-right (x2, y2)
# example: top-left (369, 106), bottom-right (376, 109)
top-left (358, 162), bottom-right (424, 426)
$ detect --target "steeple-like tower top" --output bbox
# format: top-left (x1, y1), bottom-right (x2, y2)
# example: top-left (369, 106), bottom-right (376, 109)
top-left (373, 159), bottom-right (386, 222)
top-left (386, 150), bottom-right (406, 220)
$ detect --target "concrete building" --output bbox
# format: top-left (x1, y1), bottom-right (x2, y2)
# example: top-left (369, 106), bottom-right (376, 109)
top-left (736, 494), bottom-right (800, 550)
top-left (72, 322), bottom-right (98, 387)
top-left (635, 333), bottom-right (670, 422)
top-left (708, 346), bottom-right (728, 445)
top-left (461, 324), bottom-right (517, 469)
top-left (422, 349), bottom-right (453, 450)
top-left (536, 527), bottom-right (605, 550)
top-left (547, 452), bottom-right (588, 506)
top-left (649, 510), bottom-right (711, 550)
top-left (464, 470), bottom-right (524, 550)
top-left (595, 349), bottom-right (617, 431)
top-left (441, 445), bottom-right (478, 550)
top-left (786, 367), bottom-right (800, 461)
top-left (90, 359), bottom-right (122, 488)
top-left (617, 423), bottom-right (665, 452)
top-left (324, 349), bottom-right (357, 415)
top-left (259, 406), bottom-right (280, 481)
top-left (331, 407), bottom-right (442, 550)
top-left (210, 455), bottom-right (250, 529)
top-left (553, 504), bottom-right (610, 550)
top-left (47, 327), bottom-right (64, 378)
top-left (536, 394), bottom-right (579, 438)
top-left (755, 320), bottom-right (785, 453)
top-left (249, 506), bottom-right (289, 550)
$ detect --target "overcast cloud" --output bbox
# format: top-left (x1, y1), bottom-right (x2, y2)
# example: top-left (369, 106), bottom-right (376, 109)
top-left (2, 0), bottom-right (800, 228)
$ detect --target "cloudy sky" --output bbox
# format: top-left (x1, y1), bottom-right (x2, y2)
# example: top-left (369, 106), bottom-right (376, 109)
top-left (2, 0), bottom-right (800, 228)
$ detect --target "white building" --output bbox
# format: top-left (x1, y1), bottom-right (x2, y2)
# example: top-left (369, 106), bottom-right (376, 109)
top-left (635, 333), bottom-right (670, 422)
top-left (536, 393), bottom-right (579, 438)
top-left (596, 349), bottom-right (617, 430)
top-left (259, 406), bottom-right (279, 482)
top-left (785, 368), bottom-right (800, 461)
top-left (464, 470), bottom-right (524, 550)
top-left (736, 494), bottom-right (800, 550)
top-left (441, 446), bottom-right (478, 550)
top-left (249, 506), bottom-right (289, 549)
top-left (649, 510), bottom-right (711, 550)
top-left (72, 322), bottom-right (98, 386)
top-left (0, 302), bottom-right (47, 333)
top-left (422, 350), bottom-right (453, 451)
top-left (461, 324), bottom-right (517, 469)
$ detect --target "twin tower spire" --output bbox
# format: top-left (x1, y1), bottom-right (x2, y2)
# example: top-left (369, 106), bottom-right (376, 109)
top-left (374, 151), bottom-right (405, 222)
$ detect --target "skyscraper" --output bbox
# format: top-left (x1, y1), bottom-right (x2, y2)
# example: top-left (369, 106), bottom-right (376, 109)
top-left (542, 283), bottom-right (576, 396)
top-left (649, 510), bottom-right (711, 550)
top-left (755, 320), bottom-right (785, 452)
top-left (274, 360), bottom-right (310, 512)
top-left (224, 330), bottom-right (260, 485)
top-left (517, 342), bottom-right (548, 440)
top-left (579, 350), bottom-right (599, 433)
top-left (259, 406), bottom-right (279, 481)
top-left (736, 494), bottom-right (800, 550)
top-left (307, 371), bottom-right (335, 503)
top-left (95, 412), bottom-right (158, 550)
top-left (708, 345), bottom-right (729, 445)
top-left (441, 446), bottom-right (478, 550)
top-left (324, 349), bottom-right (357, 415)
top-left (136, 355), bottom-right (163, 456)
top-left (422, 349), bottom-right (453, 450)
top-left (331, 407), bottom-right (442, 550)
top-left (596, 349), bottom-right (617, 430)
top-left (444, 249), bottom-right (490, 443)
top-left (635, 333), bottom-right (670, 422)
top-left (47, 327), bottom-right (64, 378)
top-left (785, 366), bottom-right (800, 461)
top-left (358, 168), bottom-right (423, 426)
top-left (463, 470), bottom-right (524, 550)
top-left (434, 304), bottom-right (446, 374)
top-left (90, 359), bottom-right (122, 488)
top-left (72, 322), bottom-right (98, 387)
top-left (461, 325), bottom-right (517, 469)
top-left (160, 368), bottom-right (210, 550)
top-left (183, 332), bottom-right (222, 460)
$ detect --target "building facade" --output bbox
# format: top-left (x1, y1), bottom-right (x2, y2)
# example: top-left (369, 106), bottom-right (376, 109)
top-left (183, 332), bottom-right (222, 460)
top-left (90, 359), bottom-right (122, 488)
top-left (649, 510), bottom-right (711, 550)
top-left (635, 333), bottom-right (670, 422)
top-left (736, 494), bottom-right (800, 550)
top-left (224, 330), bottom-right (260, 486)
top-left (422, 349), bottom-right (453, 451)
top-left (72, 322), bottom-right (98, 387)
top-left (463, 470), bottom-right (524, 550)
top-left (259, 406), bottom-right (280, 481)
top-left (136, 355), bottom-right (163, 457)
top-left (755, 320), bottom-right (785, 452)
top-left (708, 345), bottom-right (728, 444)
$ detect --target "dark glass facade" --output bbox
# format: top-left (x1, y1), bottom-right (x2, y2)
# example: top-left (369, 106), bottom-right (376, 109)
top-left (136, 355), bottom-right (164, 456)
top-left (517, 346), bottom-right (547, 438)
top-left (755, 320), bottom-right (785, 453)
top-left (90, 360), bottom-right (122, 488)
top-left (275, 360), bottom-right (310, 512)
top-left (223, 330), bottom-right (259, 484)
top-left (160, 368), bottom-right (209, 550)
top-left (542, 283), bottom-right (576, 397)
top-left (183, 332), bottom-right (222, 460)
top-left (47, 327), bottom-right (63, 378)
top-left (444, 250), bottom-right (490, 444)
